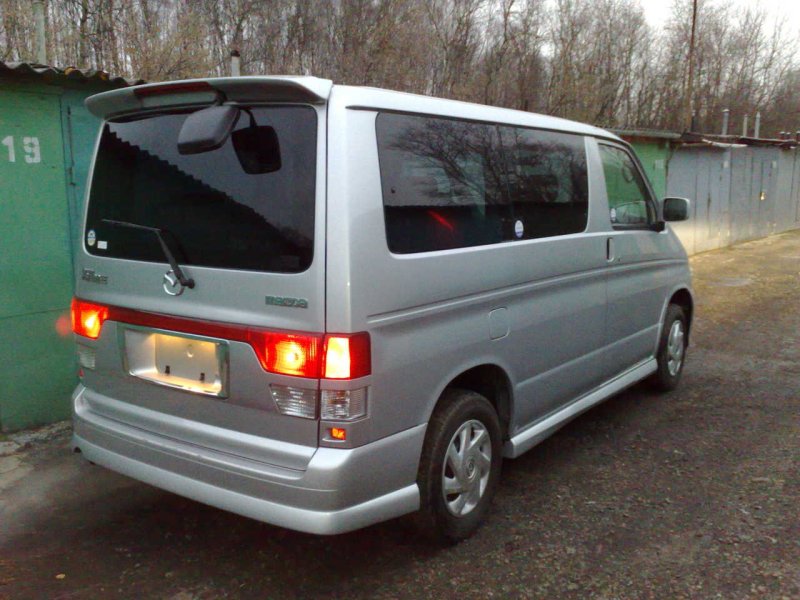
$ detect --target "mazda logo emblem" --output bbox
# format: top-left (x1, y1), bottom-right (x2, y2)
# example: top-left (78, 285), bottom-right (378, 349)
top-left (162, 270), bottom-right (184, 296)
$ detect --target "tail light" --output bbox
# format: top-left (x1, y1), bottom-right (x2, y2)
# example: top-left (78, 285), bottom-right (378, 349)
top-left (248, 331), bottom-right (370, 380)
top-left (321, 388), bottom-right (367, 421)
top-left (269, 385), bottom-right (318, 419)
top-left (71, 298), bottom-right (108, 339)
top-left (69, 298), bottom-right (371, 418)
top-left (323, 334), bottom-right (371, 379)
top-left (70, 299), bottom-right (370, 379)
top-left (254, 332), bottom-right (322, 378)
top-left (256, 332), bottom-right (370, 420)
top-left (76, 343), bottom-right (97, 369)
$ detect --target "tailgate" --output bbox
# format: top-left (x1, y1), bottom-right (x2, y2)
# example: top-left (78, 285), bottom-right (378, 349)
top-left (74, 81), bottom-right (328, 462)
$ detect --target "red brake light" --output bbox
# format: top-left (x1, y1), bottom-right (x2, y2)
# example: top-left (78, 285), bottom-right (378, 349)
top-left (324, 333), bottom-right (371, 379)
top-left (71, 298), bottom-right (108, 339)
top-left (249, 332), bottom-right (370, 379)
top-left (255, 332), bottom-right (322, 378)
top-left (69, 299), bottom-right (371, 379)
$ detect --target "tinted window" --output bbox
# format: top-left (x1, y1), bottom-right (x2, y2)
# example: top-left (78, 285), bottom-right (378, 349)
top-left (376, 113), bottom-right (509, 253)
top-left (500, 127), bottom-right (589, 239)
top-left (599, 144), bottom-right (654, 227)
top-left (376, 113), bottom-right (590, 253)
top-left (86, 106), bottom-right (317, 273)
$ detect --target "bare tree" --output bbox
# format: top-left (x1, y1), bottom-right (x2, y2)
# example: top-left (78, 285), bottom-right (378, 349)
top-left (0, 0), bottom-right (796, 134)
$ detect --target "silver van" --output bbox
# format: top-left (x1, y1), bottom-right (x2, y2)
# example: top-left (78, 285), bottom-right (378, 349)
top-left (71, 76), bottom-right (692, 542)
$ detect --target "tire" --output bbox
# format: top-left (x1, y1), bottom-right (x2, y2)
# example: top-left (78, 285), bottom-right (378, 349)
top-left (416, 388), bottom-right (503, 544)
top-left (650, 304), bottom-right (688, 392)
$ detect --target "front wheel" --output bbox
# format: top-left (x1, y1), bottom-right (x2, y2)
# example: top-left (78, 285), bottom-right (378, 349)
top-left (416, 389), bottom-right (502, 544)
top-left (650, 304), bottom-right (688, 391)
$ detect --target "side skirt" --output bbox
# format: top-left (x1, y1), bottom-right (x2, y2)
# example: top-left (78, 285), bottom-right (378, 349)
top-left (503, 358), bottom-right (657, 459)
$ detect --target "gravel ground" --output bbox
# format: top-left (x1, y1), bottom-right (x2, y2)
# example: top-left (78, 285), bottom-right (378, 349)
top-left (1, 231), bottom-right (799, 600)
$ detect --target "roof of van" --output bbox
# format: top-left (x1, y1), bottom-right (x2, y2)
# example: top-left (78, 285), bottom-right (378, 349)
top-left (333, 84), bottom-right (620, 141)
top-left (85, 75), bottom-right (621, 142)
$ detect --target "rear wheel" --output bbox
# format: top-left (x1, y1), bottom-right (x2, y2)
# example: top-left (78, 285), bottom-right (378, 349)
top-left (650, 304), bottom-right (688, 391)
top-left (416, 389), bottom-right (502, 543)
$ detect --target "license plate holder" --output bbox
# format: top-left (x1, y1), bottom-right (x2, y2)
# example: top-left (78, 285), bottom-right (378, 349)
top-left (122, 326), bottom-right (229, 397)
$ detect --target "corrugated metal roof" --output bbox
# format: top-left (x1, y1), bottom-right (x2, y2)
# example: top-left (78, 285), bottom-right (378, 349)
top-left (615, 127), bottom-right (798, 149)
top-left (0, 61), bottom-right (144, 87)
top-left (682, 131), bottom-right (798, 149)
top-left (611, 128), bottom-right (683, 141)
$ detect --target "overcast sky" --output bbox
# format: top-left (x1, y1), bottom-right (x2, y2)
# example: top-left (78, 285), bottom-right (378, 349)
top-left (641, 0), bottom-right (800, 33)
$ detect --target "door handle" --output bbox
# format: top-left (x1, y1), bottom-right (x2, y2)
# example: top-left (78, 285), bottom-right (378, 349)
top-left (606, 237), bottom-right (616, 262)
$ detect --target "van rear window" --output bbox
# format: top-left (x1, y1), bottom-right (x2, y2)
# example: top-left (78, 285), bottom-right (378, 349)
top-left (376, 113), bottom-right (588, 253)
top-left (85, 106), bottom-right (317, 273)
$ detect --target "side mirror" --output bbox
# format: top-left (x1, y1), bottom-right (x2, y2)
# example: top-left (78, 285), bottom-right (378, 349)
top-left (663, 197), bottom-right (691, 222)
top-left (232, 125), bottom-right (281, 174)
top-left (178, 105), bottom-right (239, 155)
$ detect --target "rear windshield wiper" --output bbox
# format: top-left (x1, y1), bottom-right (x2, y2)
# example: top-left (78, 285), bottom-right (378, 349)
top-left (102, 219), bottom-right (195, 289)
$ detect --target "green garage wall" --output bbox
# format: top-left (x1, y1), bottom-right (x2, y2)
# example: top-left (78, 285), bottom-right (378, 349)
top-left (627, 139), bottom-right (672, 200)
top-left (0, 75), bottom-right (118, 432)
top-left (62, 89), bottom-right (103, 251)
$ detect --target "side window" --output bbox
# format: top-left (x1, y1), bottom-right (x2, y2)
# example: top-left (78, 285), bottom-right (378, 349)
top-left (599, 145), bottom-right (654, 227)
top-left (376, 113), bottom-right (508, 253)
top-left (500, 127), bottom-right (589, 239)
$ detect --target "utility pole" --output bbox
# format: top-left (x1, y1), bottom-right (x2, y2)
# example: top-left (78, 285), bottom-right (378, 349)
top-left (684, 0), bottom-right (698, 132)
top-left (230, 49), bottom-right (241, 77)
top-left (33, 0), bottom-right (47, 64)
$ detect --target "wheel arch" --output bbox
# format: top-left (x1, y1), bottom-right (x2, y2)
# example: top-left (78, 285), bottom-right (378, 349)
top-left (655, 286), bottom-right (694, 350)
top-left (668, 287), bottom-right (694, 344)
top-left (428, 362), bottom-right (514, 441)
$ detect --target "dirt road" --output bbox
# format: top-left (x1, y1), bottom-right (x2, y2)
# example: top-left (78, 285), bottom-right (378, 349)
top-left (2, 231), bottom-right (799, 599)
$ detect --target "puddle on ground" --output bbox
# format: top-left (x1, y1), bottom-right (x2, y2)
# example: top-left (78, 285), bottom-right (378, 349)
top-left (716, 277), bottom-right (753, 287)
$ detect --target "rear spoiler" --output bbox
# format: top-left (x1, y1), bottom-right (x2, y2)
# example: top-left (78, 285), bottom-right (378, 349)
top-left (85, 76), bottom-right (333, 119)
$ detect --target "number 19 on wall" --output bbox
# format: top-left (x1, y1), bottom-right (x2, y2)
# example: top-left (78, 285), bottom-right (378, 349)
top-left (2, 136), bottom-right (42, 164)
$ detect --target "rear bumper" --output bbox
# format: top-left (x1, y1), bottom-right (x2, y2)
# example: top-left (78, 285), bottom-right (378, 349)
top-left (72, 385), bottom-right (423, 535)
